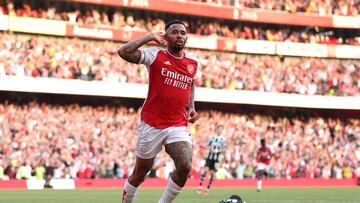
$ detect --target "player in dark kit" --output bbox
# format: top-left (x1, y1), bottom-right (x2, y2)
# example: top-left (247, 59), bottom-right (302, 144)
top-left (117, 20), bottom-right (199, 203)
top-left (197, 125), bottom-right (227, 195)
top-left (255, 138), bottom-right (273, 192)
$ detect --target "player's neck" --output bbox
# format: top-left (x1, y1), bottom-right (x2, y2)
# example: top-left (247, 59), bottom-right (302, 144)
top-left (166, 48), bottom-right (184, 59)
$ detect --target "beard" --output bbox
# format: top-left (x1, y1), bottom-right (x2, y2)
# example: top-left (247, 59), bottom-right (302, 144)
top-left (172, 43), bottom-right (184, 52)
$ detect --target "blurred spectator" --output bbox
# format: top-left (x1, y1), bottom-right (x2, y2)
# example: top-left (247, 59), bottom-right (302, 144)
top-left (0, 160), bottom-right (4, 180)
top-left (16, 160), bottom-right (32, 179)
top-left (243, 164), bottom-right (255, 178)
top-left (35, 161), bottom-right (46, 180)
top-left (215, 162), bottom-right (233, 179)
top-left (235, 157), bottom-right (246, 178)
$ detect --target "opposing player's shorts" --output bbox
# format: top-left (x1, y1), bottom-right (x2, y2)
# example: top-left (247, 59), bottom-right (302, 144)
top-left (135, 120), bottom-right (192, 159)
top-left (256, 162), bottom-right (270, 171)
top-left (205, 159), bottom-right (218, 171)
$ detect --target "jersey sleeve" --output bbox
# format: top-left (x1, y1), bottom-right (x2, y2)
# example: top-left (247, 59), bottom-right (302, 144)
top-left (138, 47), bottom-right (159, 66)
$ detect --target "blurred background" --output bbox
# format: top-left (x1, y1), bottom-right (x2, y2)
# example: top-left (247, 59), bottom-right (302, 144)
top-left (0, 0), bottom-right (359, 188)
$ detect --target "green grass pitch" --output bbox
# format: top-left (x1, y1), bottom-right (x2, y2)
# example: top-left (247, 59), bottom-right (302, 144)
top-left (0, 187), bottom-right (359, 203)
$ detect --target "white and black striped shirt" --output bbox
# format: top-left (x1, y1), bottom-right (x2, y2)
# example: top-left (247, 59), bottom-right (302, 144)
top-left (206, 135), bottom-right (227, 162)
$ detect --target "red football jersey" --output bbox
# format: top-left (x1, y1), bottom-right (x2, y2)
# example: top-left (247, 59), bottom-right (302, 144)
top-left (138, 48), bottom-right (199, 128)
top-left (257, 147), bottom-right (272, 165)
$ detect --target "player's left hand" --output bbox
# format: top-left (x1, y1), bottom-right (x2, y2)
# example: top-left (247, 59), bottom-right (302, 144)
top-left (186, 108), bottom-right (199, 123)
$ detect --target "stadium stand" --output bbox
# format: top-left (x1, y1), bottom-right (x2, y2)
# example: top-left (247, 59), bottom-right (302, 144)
top-left (0, 99), bottom-right (359, 180)
top-left (186, 0), bottom-right (359, 16)
top-left (0, 33), bottom-right (359, 96)
top-left (0, 0), bottom-right (359, 45)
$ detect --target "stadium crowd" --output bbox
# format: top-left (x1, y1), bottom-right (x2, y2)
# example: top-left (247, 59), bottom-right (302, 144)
top-left (0, 0), bottom-right (359, 45)
top-left (188, 0), bottom-right (359, 16)
top-left (0, 101), bottom-right (359, 180)
top-left (0, 33), bottom-right (359, 96)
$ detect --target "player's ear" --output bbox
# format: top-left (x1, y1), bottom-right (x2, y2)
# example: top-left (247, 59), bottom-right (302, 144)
top-left (164, 32), bottom-right (169, 40)
top-left (184, 35), bottom-right (188, 44)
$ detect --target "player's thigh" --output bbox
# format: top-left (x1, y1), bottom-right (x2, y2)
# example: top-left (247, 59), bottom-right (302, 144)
top-left (164, 126), bottom-right (192, 166)
top-left (206, 160), bottom-right (216, 171)
top-left (165, 141), bottom-right (192, 168)
top-left (209, 168), bottom-right (216, 176)
top-left (205, 159), bottom-right (212, 168)
top-left (135, 120), bottom-right (166, 159)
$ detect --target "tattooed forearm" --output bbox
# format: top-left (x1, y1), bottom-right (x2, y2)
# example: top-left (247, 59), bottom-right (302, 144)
top-left (117, 34), bottom-right (153, 63)
top-left (120, 34), bottom-right (153, 54)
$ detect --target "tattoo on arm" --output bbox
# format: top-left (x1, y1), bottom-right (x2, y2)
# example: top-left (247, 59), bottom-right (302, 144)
top-left (117, 34), bottom-right (153, 63)
top-left (188, 81), bottom-right (195, 109)
top-left (121, 37), bottom-right (148, 54)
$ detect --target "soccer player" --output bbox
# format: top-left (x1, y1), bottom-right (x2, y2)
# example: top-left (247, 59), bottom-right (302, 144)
top-left (198, 125), bottom-right (227, 195)
top-left (255, 138), bottom-right (272, 192)
top-left (117, 20), bottom-right (199, 203)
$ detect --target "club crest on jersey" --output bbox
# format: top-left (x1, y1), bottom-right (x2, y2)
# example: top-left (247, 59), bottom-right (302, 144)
top-left (187, 64), bottom-right (194, 74)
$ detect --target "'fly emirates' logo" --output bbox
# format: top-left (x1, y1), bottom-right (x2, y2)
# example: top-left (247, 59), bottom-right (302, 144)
top-left (161, 68), bottom-right (193, 90)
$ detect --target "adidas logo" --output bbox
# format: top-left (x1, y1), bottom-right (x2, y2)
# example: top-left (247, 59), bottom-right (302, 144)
top-left (164, 61), bottom-right (171, 66)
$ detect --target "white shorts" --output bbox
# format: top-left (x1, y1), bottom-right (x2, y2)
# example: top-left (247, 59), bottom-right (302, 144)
top-left (135, 120), bottom-right (192, 159)
top-left (257, 162), bottom-right (270, 171)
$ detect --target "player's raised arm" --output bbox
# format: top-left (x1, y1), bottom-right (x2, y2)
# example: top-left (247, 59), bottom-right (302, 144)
top-left (117, 32), bottom-right (166, 64)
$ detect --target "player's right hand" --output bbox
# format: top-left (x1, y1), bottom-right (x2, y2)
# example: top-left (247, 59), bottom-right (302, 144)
top-left (150, 32), bottom-right (166, 46)
top-left (186, 108), bottom-right (199, 123)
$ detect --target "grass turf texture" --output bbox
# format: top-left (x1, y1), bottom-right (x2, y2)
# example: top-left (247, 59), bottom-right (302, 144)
top-left (0, 187), bottom-right (359, 203)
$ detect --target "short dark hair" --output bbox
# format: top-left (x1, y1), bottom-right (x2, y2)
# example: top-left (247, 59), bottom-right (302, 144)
top-left (165, 20), bottom-right (186, 31)
top-left (261, 138), bottom-right (266, 146)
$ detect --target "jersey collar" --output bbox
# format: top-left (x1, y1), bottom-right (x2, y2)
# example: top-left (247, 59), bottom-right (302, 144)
top-left (166, 49), bottom-right (184, 59)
